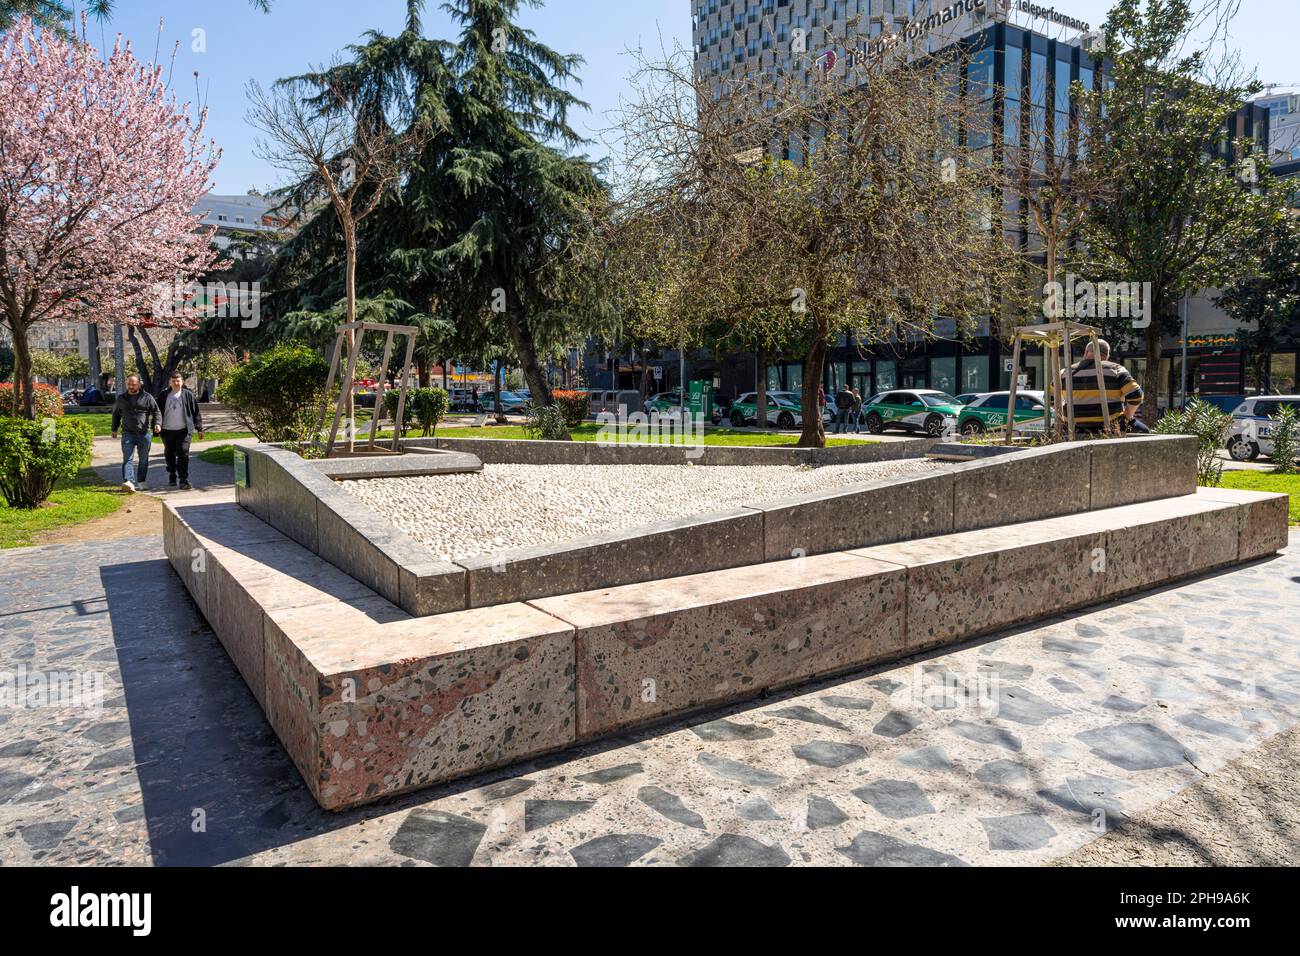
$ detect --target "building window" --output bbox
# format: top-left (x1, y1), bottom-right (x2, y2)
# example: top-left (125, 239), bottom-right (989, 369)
top-left (962, 355), bottom-right (990, 394)
top-left (875, 360), bottom-right (897, 391)
top-left (930, 357), bottom-right (957, 394)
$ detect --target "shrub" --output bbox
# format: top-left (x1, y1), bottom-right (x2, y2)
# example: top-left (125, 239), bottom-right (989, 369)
top-left (1154, 398), bottom-right (1231, 487)
top-left (523, 403), bottom-right (570, 441)
top-left (382, 388), bottom-right (416, 436)
top-left (0, 416), bottom-right (94, 508)
top-left (220, 343), bottom-right (331, 445)
top-left (1268, 403), bottom-right (1299, 475)
top-left (411, 387), bottom-right (449, 437)
top-left (553, 389), bottom-right (589, 429)
top-left (0, 381), bottom-right (64, 419)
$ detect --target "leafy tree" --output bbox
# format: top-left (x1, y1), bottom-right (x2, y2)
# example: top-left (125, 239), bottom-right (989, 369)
top-left (1217, 213), bottom-right (1300, 393)
top-left (608, 47), bottom-right (1014, 447)
top-left (1079, 0), bottom-right (1282, 420)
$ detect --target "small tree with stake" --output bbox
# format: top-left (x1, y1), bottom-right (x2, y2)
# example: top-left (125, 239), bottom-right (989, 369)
top-left (247, 71), bottom-right (427, 450)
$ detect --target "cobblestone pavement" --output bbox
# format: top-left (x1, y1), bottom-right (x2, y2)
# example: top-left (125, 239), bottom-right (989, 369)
top-left (1, 534), bottom-right (1297, 867)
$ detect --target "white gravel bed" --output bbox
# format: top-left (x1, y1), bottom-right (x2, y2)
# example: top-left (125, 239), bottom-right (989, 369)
top-left (340, 458), bottom-right (946, 562)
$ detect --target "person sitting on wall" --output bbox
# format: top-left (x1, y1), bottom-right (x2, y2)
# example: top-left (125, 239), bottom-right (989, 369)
top-left (1062, 339), bottom-right (1148, 436)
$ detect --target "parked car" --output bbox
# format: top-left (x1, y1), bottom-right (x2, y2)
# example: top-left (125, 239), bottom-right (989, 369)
top-left (954, 392), bottom-right (981, 407)
top-left (478, 390), bottom-right (530, 414)
top-left (728, 391), bottom-right (830, 427)
top-left (644, 390), bottom-right (682, 414)
top-left (957, 391), bottom-right (1047, 436)
top-left (447, 388), bottom-right (480, 412)
top-left (861, 389), bottom-right (964, 436)
top-left (1226, 395), bottom-right (1300, 462)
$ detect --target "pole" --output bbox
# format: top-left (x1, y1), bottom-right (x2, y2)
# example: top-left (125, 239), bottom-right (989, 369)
top-left (679, 333), bottom-right (687, 420)
top-left (1178, 294), bottom-right (1189, 409)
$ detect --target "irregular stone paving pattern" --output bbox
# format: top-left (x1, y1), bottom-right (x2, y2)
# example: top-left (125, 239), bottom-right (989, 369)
top-left (0, 534), bottom-right (1297, 867)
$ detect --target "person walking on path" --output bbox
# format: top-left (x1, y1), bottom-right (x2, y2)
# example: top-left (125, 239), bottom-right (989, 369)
top-left (833, 385), bottom-right (855, 433)
top-left (158, 372), bottom-right (205, 490)
top-left (111, 375), bottom-right (160, 493)
top-left (1062, 339), bottom-right (1148, 436)
top-left (851, 388), bottom-right (864, 433)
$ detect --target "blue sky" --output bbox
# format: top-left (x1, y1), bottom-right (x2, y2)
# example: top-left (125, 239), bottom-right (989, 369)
top-left (88, 0), bottom-right (1298, 194)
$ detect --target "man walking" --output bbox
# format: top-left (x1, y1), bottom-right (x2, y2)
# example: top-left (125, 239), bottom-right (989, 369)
top-left (834, 385), bottom-right (855, 433)
top-left (159, 372), bottom-right (205, 490)
top-left (110, 375), bottom-right (160, 492)
top-left (851, 387), bottom-right (864, 434)
top-left (1063, 339), bottom-right (1147, 436)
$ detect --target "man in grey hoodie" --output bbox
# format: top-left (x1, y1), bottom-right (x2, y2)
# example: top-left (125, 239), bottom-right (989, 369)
top-left (111, 375), bottom-right (160, 492)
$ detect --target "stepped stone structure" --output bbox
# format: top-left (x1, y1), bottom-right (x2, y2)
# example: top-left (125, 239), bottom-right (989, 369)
top-left (162, 435), bottom-right (1287, 810)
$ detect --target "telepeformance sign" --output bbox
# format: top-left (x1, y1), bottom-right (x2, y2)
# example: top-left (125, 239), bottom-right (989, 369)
top-left (851, 0), bottom-right (1091, 66)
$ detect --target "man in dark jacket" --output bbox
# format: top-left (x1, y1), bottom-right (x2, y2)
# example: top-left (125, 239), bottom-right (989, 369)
top-left (157, 372), bottom-right (205, 489)
top-left (111, 375), bottom-right (160, 492)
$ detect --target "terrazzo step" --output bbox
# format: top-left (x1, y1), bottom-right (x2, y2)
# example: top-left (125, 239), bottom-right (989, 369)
top-left (162, 486), bottom-right (1287, 811)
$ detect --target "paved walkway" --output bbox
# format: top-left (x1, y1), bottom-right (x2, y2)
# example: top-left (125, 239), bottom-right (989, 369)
top-left (90, 435), bottom-right (244, 498)
top-left (1, 533), bottom-right (1296, 866)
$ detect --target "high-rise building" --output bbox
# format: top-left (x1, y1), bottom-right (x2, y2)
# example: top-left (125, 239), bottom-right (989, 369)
top-left (679, 0), bottom-right (1279, 409)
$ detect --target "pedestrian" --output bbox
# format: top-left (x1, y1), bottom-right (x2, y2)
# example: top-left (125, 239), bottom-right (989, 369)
top-left (159, 372), bottom-right (205, 490)
top-left (110, 375), bottom-right (160, 493)
top-left (1062, 339), bottom-right (1147, 436)
top-left (851, 387), bottom-right (864, 433)
top-left (834, 384), bottom-right (854, 433)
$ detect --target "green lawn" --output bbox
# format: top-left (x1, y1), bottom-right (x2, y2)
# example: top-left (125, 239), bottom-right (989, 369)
top-left (199, 445), bottom-right (237, 467)
top-left (1220, 471), bottom-right (1300, 524)
top-left (69, 412), bottom-right (251, 442)
top-left (0, 470), bottom-right (126, 549)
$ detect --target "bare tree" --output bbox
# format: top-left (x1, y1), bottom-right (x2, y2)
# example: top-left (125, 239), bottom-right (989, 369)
top-left (247, 71), bottom-right (424, 448)
top-left (604, 42), bottom-right (1020, 447)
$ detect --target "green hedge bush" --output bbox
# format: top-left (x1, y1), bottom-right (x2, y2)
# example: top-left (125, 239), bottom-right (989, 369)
top-left (553, 389), bottom-right (589, 429)
top-left (0, 416), bottom-right (95, 508)
top-left (221, 343), bottom-right (331, 446)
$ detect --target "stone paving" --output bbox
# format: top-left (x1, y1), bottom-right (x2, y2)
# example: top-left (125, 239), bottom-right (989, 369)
top-left (1, 533), bottom-right (1297, 866)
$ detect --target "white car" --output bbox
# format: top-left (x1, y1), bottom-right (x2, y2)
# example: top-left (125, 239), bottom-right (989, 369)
top-left (1227, 395), bottom-right (1300, 462)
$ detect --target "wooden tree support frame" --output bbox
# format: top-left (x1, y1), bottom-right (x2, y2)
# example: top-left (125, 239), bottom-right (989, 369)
top-left (1003, 321), bottom-right (1114, 445)
top-left (315, 321), bottom-right (418, 458)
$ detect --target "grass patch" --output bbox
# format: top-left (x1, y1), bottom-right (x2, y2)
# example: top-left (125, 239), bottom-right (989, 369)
top-left (436, 423), bottom-right (868, 447)
top-left (199, 445), bottom-right (236, 467)
top-left (1220, 471), bottom-right (1300, 524)
top-left (0, 470), bottom-right (126, 549)
top-left (67, 412), bottom-right (251, 442)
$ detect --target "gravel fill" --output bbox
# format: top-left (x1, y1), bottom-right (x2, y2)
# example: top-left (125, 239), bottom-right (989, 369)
top-left (341, 458), bottom-right (947, 561)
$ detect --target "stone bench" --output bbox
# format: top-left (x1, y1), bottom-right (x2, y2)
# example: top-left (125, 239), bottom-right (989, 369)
top-left (164, 485), bottom-right (1287, 811)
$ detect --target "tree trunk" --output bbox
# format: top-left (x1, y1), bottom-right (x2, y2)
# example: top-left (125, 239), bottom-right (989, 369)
top-left (1142, 325), bottom-right (1162, 424)
top-left (9, 313), bottom-right (34, 419)
top-left (441, 358), bottom-right (449, 390)
top-left (508, 310), bottom-right (553, 407)
top-left (417, 357), bottom-right (430, 388)
top-left (799, 327), bottom-right (828, 448)
top-left (344, 220), bottom-right (358, 452)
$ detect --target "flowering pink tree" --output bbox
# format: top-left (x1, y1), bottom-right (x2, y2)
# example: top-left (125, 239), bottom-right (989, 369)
top-left (0, 16), bottom-right (221, 418)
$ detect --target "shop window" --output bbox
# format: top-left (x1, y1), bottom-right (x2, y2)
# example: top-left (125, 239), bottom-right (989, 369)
top-left (875, 360), bottom-right (897, 391)
top-left (962, 356), bottom-right (990, 394)
top-left (930, 357), bottom-right (957, 394)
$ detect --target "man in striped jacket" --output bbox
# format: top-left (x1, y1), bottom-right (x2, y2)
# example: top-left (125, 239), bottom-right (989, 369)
top-left (1062, 339), bottom-right (1147, 435)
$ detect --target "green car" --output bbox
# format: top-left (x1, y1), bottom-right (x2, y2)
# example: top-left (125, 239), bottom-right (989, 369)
top-left (956, 391), bottom-right (1047, 436)
top-left (861, 389), bottom-right (964, 436)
